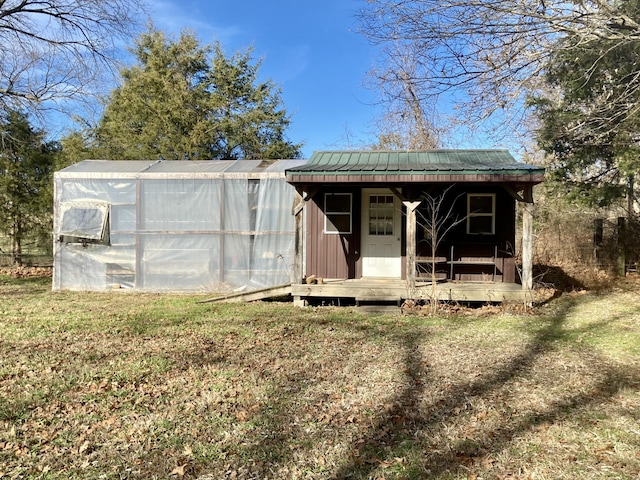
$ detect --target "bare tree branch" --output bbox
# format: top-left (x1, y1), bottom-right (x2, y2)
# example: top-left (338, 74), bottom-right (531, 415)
top-left (0, 0), bottom-right (146, 115)
top-left (358, 0), bottom-right (640, 143)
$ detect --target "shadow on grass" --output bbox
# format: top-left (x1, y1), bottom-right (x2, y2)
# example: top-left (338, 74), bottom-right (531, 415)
top-left (201, 297), bottom-right (639, 479)
top-left (0, 274), bottom-right (51, 291)
top-left (7, 291), bottom-right (635, 479)
top-left (327, 298), bottom-right (639, 479)
top-left (533, 264), bottom-right (586, 294)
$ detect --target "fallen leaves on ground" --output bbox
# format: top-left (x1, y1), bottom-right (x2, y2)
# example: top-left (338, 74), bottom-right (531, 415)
top-left (1, 276), bottom-right (639, 479)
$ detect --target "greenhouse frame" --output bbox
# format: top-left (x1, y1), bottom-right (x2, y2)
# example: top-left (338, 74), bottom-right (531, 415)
top-left (52, 159), bottom-right (305, 292)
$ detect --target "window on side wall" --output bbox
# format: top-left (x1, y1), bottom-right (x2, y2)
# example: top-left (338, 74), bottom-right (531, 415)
top-left (467, 193), bottom-right (495, 235)
top-left (324, 193), bottom-right (352, 234)
top-left (59, 202), bottom-right (110, 245)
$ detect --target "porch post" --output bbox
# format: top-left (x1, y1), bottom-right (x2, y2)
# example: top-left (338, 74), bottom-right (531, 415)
top-left (291, 189), bottom-right (306, 307)
top-left (521, 186), bottom-right (534, 292)
top-left (292, 188), bottom-right (305, 285)
top-left (404, 200), bottom-right (421, 289)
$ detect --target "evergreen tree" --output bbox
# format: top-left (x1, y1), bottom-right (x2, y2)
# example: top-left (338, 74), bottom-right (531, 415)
top-left (96, 27), bottom-right (301, 160)
top-left (207, 43), bottom-right (301, 159)
top-left (0, 111), bottom-right (58, 265)
top-left (56, 130), bottom-right (99, 169)
top-left (533, 0), bottom-right (640, 210)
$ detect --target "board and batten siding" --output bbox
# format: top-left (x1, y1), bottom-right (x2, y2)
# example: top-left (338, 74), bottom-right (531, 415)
top-left (435, 186), bottom-right (517, 283)
top-left (304, 190), bottom-right (360, 279)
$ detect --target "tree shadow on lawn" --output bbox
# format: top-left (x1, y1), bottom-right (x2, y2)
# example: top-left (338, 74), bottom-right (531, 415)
top-left (329, 298), bottom-right (640, 479)
top-left (533, 264), bottom-right (587, 293)
top-left (203, 299), bottom-right (639, 479)
top-left (6, 291), bottom-right (639, 479)
top-left (139, 299), bottom-right (639, 479)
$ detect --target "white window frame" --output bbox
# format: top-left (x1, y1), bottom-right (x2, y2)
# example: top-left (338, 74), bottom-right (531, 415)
top-left (324, 193), bottom-right (352, 234)
top-left (466, 193), bottom-right (496, 235)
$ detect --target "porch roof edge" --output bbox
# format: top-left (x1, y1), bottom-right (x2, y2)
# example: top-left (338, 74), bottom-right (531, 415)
top-left (285, 172), bottom-right (545, 185)
top-left (285, 149), bottom-right (545, 183)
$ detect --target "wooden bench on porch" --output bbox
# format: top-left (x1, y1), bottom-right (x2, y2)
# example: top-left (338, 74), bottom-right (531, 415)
top-left (415, 255), bottom-right (448, 281)
top-left (448, 244), bottom-right (498, 281)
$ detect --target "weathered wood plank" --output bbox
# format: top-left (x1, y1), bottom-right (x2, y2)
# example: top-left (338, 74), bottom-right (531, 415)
top-left (291, 279), bottom-right (527, 305)
top-left (199, 284), bottom-right (292, 304)
top-left (404, 200), bottom-right (421, 289)
top-left (522, 186), bottom-right (534, 292)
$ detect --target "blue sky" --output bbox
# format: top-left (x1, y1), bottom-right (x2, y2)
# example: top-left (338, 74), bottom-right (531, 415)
top-left (147, 0), bottom-right (381, 158)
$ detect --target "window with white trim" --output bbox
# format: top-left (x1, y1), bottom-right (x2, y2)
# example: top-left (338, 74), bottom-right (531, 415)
top-left (59, 202), bottom-right (110, 245)
top-left (324, 193), bottom-right (352, 234)
top-left (467, 193), bottom-right (495, 235)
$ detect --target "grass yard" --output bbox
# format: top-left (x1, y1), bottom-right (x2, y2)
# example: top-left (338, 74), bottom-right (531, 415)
top-left (1, 274), bottom-right (639, 479)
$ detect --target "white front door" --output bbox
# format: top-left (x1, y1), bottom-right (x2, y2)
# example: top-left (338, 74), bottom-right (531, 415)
top-left (361, 188), bottom-right (402, 278)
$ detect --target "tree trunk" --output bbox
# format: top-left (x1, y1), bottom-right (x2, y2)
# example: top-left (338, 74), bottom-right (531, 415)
top-left (618, 216), bottom-right (626, 277)
top-left (11, 220), bottom-right (22, 266)
top-left (627, 175), bottom-right (635, 221)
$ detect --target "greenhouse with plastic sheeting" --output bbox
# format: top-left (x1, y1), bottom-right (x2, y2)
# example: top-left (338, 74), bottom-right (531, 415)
top-left (53, 159), bottom-right (305, 292)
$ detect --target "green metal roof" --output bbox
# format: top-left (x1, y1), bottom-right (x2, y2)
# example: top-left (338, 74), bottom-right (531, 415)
top-left (286, 150), bottom-right (544, 176)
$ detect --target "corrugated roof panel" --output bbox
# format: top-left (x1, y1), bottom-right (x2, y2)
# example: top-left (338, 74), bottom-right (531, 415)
top-left (388, 151), bottom-right (399, 171)
top-left (398, 151), bottom-right (413, 171)
top-left (347, 152), bottom-right (361, 171)
top-left (360, 152), bottom-right (373, 171)
top-left (337, 152), bottom-right (355, 172)
top-left (312, 152), bottom-right (327, 169)
top-left (59, 160), bottom-right (158, 174)
top-left (330, 152), bottom-right (345, 171)
top-left (351, 152), bottom-right (361, 170)
top-left (57, 159), bottom-right (305, 178)
top-left (146, 160), bottom-right (234, 174)
top-left (265, 159), bottom-right (307, 172)
top-left (224, 160), bottom-right (264, 173)
top-left (428, 151), bottom-right (443, 165)
top-left (452, 151), bottom-right (467, 164)
top-left (287, 150), bottom-right (544, 176)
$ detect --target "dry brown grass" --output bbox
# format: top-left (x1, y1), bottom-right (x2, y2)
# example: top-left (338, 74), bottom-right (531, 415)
top-left (1, 274), bottom-right (639, 479)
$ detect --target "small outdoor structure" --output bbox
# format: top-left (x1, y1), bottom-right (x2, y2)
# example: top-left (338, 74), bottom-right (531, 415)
top-left (53, 151), bottom-right (544, 304)
top-left (53, 159), bottom-right (304, 292)
top-left (285, 150), bottom-right (545, 305)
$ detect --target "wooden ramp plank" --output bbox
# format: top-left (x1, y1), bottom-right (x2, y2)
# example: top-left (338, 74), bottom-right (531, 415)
top-left (199, 284), bottom-right (292, 304)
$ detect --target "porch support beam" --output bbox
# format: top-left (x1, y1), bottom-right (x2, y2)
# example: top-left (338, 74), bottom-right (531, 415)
top-left (404, 200), bottom-right (422, 290)
top-left (303, 186), bottom-right (321, 201)
top-left (503, 185), bottom-right (526, 203)
top-left (521, 186), bottom-right (534, 294)
top-left (389, 187), bottom-right (406, 202)
top-left (292, 189), bottom-right (306, 285)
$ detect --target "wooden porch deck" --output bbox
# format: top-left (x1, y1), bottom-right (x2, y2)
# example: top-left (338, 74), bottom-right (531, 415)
top-left (291, 278), bottom-right (528, 306)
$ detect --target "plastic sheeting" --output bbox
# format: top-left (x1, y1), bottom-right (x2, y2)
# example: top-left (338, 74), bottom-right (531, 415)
top-left (59, 202), bottom-right (110, 240)
top-left (52, 160), bottom-right (303, 292)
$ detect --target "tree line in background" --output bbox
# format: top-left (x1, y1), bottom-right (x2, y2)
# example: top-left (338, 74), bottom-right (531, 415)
top-left (1, 0), bottom-right (639, 272)
top-left (0, 111), bottom-right (57, 265)
top-left (1, 1), bottom-right (301, 264)
top-left (360, 0), bottom-right (640, 216)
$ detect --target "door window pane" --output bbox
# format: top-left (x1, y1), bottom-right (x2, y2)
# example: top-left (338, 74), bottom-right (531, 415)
top-left (369, 195), bottom-right (394, 236)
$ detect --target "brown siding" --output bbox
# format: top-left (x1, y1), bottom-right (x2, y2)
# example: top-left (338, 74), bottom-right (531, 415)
top-left (303, 183), bottom-right (519, 284)
top-left (414, 184), bottom-right (517, 284)
top-left (305, 189), bottom-right (360, 279)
